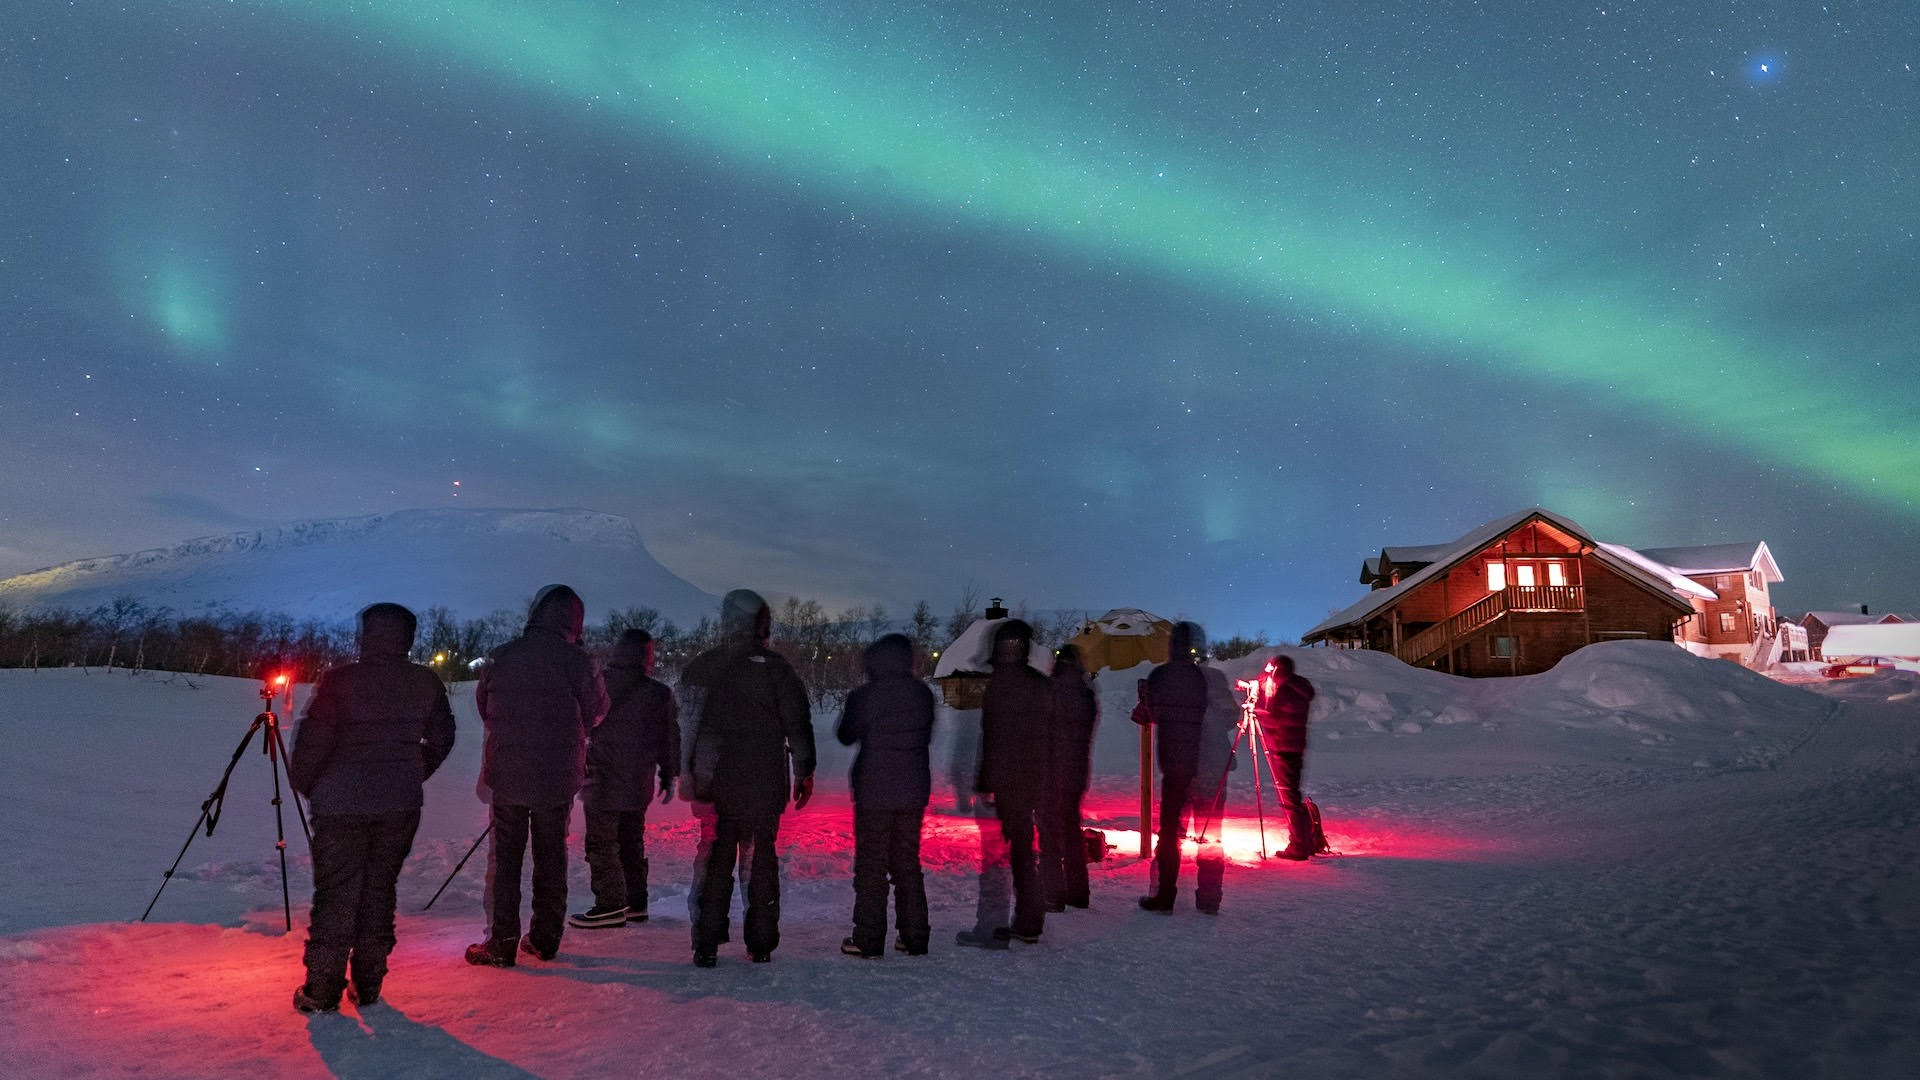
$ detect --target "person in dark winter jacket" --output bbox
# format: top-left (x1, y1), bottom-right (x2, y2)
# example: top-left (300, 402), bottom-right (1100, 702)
top-left (570, 629), bottom-right (679, 929)
top-left (1039, 644), bottom-right (1098, 911)
top-left (835, 633), bottom-right (935, 957)
top-left (289, 603), bottom-right (455, 1012)
top-left (686, 588), bottom-right (815, 966)
top-left (1136, 621), bottom-right (1216, 912)
top-left (465, 584), bottom-right (609, 967)
top-left (1254, 653), bottom-right (1318, 860)
top-left (964, 619), bottom-right (1053, 946)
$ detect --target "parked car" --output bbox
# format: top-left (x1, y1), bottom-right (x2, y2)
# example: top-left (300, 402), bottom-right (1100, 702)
top-left (1822, 656), bottom-right (1904, 679)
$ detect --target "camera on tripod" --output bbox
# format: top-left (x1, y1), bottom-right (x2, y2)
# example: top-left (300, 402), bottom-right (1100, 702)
top-left (141, 663), bottom-right (312, 931)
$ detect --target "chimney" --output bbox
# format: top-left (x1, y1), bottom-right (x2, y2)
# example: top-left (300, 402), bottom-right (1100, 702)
top-left (985, 597), bottom-right (1009, 620)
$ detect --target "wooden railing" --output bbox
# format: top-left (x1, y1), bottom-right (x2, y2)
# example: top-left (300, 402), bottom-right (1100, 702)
top-left (1394, 591), bottom-right (1506, 666)
top-left (1505, 585), bottom-right (1584, 612)
top-left (1392, 585), bottom-right (1587, 667)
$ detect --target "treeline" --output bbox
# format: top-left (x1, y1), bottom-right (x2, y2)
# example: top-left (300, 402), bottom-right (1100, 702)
top-left (0, 595), bottom-right (1268, 700)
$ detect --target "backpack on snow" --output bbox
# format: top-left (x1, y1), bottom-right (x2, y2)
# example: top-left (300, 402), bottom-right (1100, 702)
top-left (1302, 798), bottom-right (1332, 855)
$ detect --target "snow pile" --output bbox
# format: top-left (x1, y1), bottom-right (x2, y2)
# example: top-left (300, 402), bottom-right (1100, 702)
top-left (929, 616), bottom-right (1055, 677)
top-left (1078, 641), bottom-right (1835, 778)
top-left (0, 507), bottom-right (718, 626)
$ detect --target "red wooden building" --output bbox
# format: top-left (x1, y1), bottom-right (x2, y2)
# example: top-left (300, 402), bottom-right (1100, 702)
top-left (1304, 508), bottom-right (1716, 677)
top-left (1636, 542), bottom-right (1785, 666)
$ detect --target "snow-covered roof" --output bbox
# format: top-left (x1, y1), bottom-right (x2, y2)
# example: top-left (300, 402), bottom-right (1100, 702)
top-left (1084, 609), bottom-right (1166, 636)
top-left (1803, 610), bottom-right (1906, 628)
top-left (1304, 508), bottom-right (1705, 641)
top-left (1381, 543), bottom-right (1454, 565)
top-left (1820, 622), bottom-right (1920, 659)
top-left (1634, 541), bottom-right (1782, 583)
top-left (932, 616), bottom-right (1056, 678)
top-left (1595, 544), bottom-right (1720, 602)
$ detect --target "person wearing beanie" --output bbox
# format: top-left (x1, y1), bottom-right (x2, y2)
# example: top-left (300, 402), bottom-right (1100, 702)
top-left (965, 618), bottom-right (1053, 947)
top-left (289, 602), bottom-right (455, 1012)
top-left (684, 588), bottom-right (816, 966)
top-left (570, 628), bottom-right (679, 929)
top-left (1040, 643), bottom-right (1099, 912)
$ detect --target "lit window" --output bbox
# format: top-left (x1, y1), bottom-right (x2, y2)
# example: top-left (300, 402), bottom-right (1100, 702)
top-left (1546, 561), bottom-right (1566, 587)
top-left (1515, 563), bottom-right (1537, 587)
top-left (1719, 612), bottom-right (1735, 633)
top-left (1488, 562), bottom-right (1506, 590)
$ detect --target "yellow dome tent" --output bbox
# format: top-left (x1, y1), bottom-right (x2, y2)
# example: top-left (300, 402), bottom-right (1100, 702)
top-left (1065, 609), bottom-right (1174, 673)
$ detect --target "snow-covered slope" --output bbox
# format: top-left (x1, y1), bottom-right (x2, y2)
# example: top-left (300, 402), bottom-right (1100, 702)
top-left (0, 508), bottom-right (718, 626)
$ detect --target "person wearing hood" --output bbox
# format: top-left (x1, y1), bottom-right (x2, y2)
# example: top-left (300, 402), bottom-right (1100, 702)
top-left (963, 619), bottom-right (1053, 947)
top-left (288, 603), bottom-right (456, 1012)
top-left (1254, 653), bottom-right (1318, 861)
top-left (1039, 643), bottom-right (1098, 912)
top-left (569, 628), bottom-right (679, 929)
top-left (835, 633), bottom-right (935, 958)
top-left (1135, 621), bottom-right (1216, 913)
top-left (465, 584), bottom-right (610, 968)
top-left (683, 588), bottom-right (815, 966)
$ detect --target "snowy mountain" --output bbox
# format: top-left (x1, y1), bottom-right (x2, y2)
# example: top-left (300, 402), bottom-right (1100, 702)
top-left (0, 508), bottom-right (718, 626)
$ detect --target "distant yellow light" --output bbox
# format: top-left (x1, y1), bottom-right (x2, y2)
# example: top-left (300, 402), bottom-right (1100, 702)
top-left (433, 652), bottom-right (447, 663)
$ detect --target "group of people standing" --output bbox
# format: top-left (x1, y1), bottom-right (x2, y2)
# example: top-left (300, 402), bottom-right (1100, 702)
top-left (282, 586), bottom-right (1316, 1013)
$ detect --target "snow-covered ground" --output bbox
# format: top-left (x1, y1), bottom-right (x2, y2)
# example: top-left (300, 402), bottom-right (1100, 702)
top-left (2, 642), bottom-right (1916, 1078)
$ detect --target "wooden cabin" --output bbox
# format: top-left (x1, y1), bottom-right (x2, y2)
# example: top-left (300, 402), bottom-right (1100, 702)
top-left (1637, 542), bottom-right (1784, 666)
top-left (1304, 508), bottom-right (1713, 677)
top-left (1800, 609), bottom-right (1911, 660)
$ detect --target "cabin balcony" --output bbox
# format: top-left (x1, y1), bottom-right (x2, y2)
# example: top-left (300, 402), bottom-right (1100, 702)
top-left (1391, 585), bottom-right (1585, 666)
top-left (1501, 584), bottom-right (1585, 612)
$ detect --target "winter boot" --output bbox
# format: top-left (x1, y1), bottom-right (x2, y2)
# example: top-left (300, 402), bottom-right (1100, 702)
top-left (1275, 847), bottom-right (1311, 862)
top-left (463, 940), bottom-right (516, 968)
top-left (842, 937), bottom-right (883, 958)
top-left (346, 980), bottom-right (381, 1008)
top-left (693, 949), bottom-right (717, 968)
top-left (293, 985), bottom-right (339, 1013)
top-left (518, 934), bottom-right (556, 962)
top-left (992, 927), bottom-right (1040, 945)
top-left (1138, 891), bottom-right (1176, 913)
top-left (954, 929), bottom-right (1009, 951)
top-left (567, 904), bottom-right (628, 929)
top-left (749, 951), bottom-right (773, 963)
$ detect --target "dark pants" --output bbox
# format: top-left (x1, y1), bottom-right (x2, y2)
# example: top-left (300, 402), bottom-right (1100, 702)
top-left (1150, 770), bottom-right (1226, 906)
top-left (303, 809), bottom-right (420, 1004)
top-left (583, 807), bottom-right (648, 913)
top-left (1038, 789), bottom-right (1089, 908)
top-left (970, 795), bottom-right (1011, 935)
top-left (851, 807), bottom-right (929, 953)
top-left (1151, 768), bottom-right (1196, 898)
top-left (694, 810), bottom-right (781, 955)
top-left (486, 802), bottom-right (569, 954)
top-left (687, 800), bottom-right (751, 946)
top-left (1265, 749), bottom-right (1313, 853)
top-left (995, 790), bottom-right (1045, 938)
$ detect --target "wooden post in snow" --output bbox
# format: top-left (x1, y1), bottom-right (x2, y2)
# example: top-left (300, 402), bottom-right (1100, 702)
top-left (1139, 723), bottom-right (1153, 859)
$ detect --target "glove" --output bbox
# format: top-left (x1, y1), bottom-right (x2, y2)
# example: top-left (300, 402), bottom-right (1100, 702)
top-left (660, 775), bottom-right (674, 800)
top-left (793, 774), bottom-right (814, 810)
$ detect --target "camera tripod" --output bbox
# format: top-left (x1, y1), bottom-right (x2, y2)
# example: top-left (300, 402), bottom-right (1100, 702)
top-left (140, 678), bottom-right (312, 931)
top-left (1192, 676), bottom-right (1284, 859)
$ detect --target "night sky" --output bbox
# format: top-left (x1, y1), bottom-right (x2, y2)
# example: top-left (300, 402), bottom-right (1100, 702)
top-left (3, 1), bottom-right (1916, 635)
